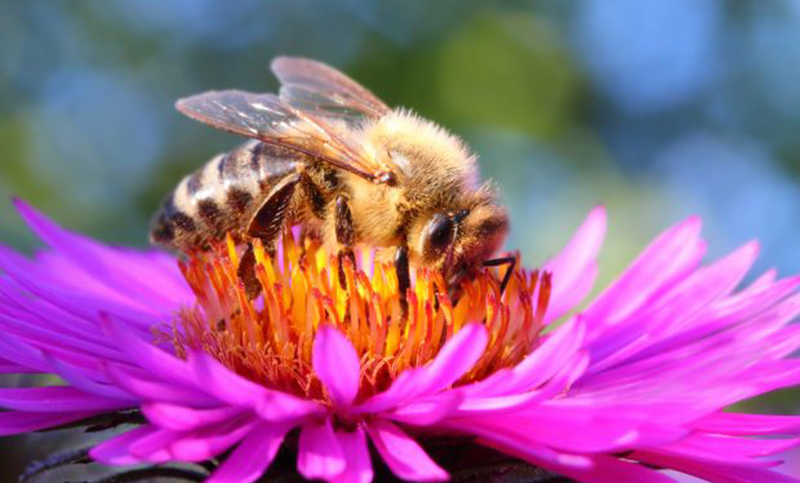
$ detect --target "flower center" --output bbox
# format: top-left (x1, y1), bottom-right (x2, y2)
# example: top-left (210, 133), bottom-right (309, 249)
top-left (166, 233), bottom-right (551, 403)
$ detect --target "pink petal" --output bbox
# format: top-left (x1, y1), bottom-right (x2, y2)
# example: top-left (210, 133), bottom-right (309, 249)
top-left (692, 412), bottom-right (800, 436)
top-left (101, 314), bottom-right (197, 387)
top-left (367, 419), bottom-right (448, 482)
top-left (332, 427), bottom-right (373, 483)
top-left (313, 326), bottom-right (360, 407)
top-left (44, 355), bottom-right (135, 401)
top-left (206, 423), bottom-right (290, 483)
top-left (649, 241), bottom-right (760, 337)
top-left (189, 351), bottom-right (269, 407)
top-left (0, 410), bottom-right (98, 436)
top-left (13, 199), bottom-right (193, 312)
top-left (634, 450), bottom-right (800, 483)
top-left (478, 434), bottom-right (676, 483)
top-left (104, 363), bottom-right (214, 405)
top-left (91, 426), bottom-right (159, 465)
top-left (141, 402), bottom-right (245, 431)
top-left (254, 390), bottom-right (323, 423)
top-left (463, 317), bottom-right (585, 398)
top-left (0, 322), bottom-right (47, 371)
top-left (0, 245), bottom-right (150, 317)
top-left (169, 420), bottom-right (257, 462)
top-left (189, 352), bottom-right (320, 421)
top-left (357, 324), bottom-right (487, 413)
top-left (128, 428), bottom-right (180, 463)
top-left (448, 410), bottom-right (661, 454)
top-left (297, 418), bottom-right (346, 480)
top-left (388, 391), bottom-right (464, 425)
top-left (543, 206), bottom-right (606, 323)
top-left (540, 454), bottom-right (678, 483)
top-left (0, 362), bottom-right (39, 374)
top-left (0, 298), bottom-right (125, 361)
top-left (584, 216), bottom-right (706, 339)
top-left (0, 304), bottom-right (123, 364)
top-left (587, 242), bottom-right (761, 373)
top-left (651, 433), bottom-right (800, 467)
top-left (456, 352), bottom-right (589, 416)
top-left (353, 367), bottom-right (425, 414)
top-left (0, 386), bottom-right (129, 412)
top-left (416, 323), bottom-right (487, 394)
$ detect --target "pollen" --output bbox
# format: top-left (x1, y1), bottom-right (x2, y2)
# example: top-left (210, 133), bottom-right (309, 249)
top-left (168, 232), bottom-right (551, 403)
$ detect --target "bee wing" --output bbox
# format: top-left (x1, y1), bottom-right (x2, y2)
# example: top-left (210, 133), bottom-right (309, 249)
top-left (175, 90), bottom-right (393, 183)
top-left (271, 56), bottom-right (390, 121)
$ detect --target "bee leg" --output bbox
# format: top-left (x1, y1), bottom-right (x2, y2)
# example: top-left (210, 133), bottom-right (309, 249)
top-left (240, 175), bottom-right (300, 299)
top-left (483, 255), bottom-right (517, 295)
top-left (237, 245), bottom-right (262, 299)
top-left (334, 195), bottom-right (356, 289)
top-left (395, 245), bottom-right (410, 319)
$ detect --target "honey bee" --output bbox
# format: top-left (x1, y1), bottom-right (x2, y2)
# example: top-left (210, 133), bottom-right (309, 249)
top-left (151, 57), bottom-right (512, 303)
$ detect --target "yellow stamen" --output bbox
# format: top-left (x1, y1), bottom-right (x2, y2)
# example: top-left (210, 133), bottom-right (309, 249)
top-left (168, 233), bottom-right (551, 403)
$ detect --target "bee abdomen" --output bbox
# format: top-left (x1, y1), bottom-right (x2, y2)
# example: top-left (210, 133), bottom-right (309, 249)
top-left (150, 141), bottom-right (303, 251)
top-left (149, 193), bottom-right (197, 246)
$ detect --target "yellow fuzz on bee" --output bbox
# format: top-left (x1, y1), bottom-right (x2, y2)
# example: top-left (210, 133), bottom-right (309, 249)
top-left (167, 233), bottom-right (551, 403)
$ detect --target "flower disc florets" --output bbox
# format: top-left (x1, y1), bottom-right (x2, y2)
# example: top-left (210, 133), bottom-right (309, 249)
top-left (171, 233), bottom-right (552, 403)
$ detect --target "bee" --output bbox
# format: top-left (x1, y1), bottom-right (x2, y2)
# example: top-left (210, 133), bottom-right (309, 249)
top-left (151, 57), bottom-right (512, 304)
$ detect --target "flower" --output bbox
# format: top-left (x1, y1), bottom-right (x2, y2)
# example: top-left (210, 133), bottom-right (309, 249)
top-left (1, 198), bottom-right (799, 483)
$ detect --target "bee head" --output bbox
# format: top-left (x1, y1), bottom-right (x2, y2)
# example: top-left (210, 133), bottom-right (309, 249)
top-left (416, 194), bottom-right (509, 288)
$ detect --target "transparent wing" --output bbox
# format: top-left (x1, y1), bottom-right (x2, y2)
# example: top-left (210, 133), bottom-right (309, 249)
top-left (175, 90), bottom-right (392, 182)
top-left (271, 57), bottom-right (390, 122)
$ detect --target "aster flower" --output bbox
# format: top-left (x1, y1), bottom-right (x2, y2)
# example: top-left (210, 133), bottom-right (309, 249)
top-left (1, 199), bottom-right (799, 483)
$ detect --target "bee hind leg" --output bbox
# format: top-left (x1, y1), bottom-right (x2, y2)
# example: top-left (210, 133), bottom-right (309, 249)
top-left (237, 246), bottom-right (262, 299)
top-left (334, 195), bottom-right (356, 289)
top-left (239, 175), bottom-right (300, 299)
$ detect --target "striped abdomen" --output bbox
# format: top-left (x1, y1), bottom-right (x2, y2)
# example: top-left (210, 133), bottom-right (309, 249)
top-left (150, 140), bottom-right (300, 251)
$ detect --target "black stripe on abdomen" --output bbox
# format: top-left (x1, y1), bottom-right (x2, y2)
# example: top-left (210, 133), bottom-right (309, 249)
top-left (150, 211), bottom-right (175, 244)
top-left (150, 193), bottom-right (197, 246)
top-left (197, 199), bottom-right (223, 229)
top-left (226, 188), bottom-right (253, 215)
top-left (164, 195), bottom-right (196, 232)
top-left (217, 152), bottom-right (238, 182)
top-left (186, 170), bottom-right (204, 196)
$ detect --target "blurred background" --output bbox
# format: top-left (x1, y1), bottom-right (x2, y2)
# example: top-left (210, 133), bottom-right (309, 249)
top-left (1, 0), bottom-right (799, 480)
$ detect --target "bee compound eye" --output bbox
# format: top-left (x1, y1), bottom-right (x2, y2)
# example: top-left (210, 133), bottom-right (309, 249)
top-left (424, 213), bottom-right (455, 256)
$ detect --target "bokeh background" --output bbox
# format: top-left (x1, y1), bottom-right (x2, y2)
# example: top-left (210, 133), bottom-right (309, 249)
top-left (1, 0), bottom-right (799, 480)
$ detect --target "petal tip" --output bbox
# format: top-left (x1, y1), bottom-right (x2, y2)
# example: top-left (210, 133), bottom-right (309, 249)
top-left (313, 325), bottom-right (360, 407)
top-left (10, 197), bottom-right (40, 226)
top-left (589, 205), bottom-right (607, 221)
top-left (684, 214), bottom-right (703, 231)
top-left (743, 239), bottom-right (761, 257)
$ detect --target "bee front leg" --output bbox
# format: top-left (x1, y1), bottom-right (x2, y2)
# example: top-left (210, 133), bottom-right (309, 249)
top-left (395, 245), bottom-right (410, 320)
top-left (239, 175), bottom-right (300, 299)
top-left (483, 255), bottom-right (517, 295)
top-left (334, 195), bottom-right (356, 289)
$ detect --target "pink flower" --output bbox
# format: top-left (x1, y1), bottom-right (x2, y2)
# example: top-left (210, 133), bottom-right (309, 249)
top-left (1, 199), bottom-right (799, 483)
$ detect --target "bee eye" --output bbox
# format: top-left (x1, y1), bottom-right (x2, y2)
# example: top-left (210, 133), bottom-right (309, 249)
top-left (424, 214), bottom-right (454, 257)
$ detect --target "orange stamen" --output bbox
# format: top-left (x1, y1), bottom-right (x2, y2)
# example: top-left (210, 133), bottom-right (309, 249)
top-left (169, 233), bottom-right (552, 403)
